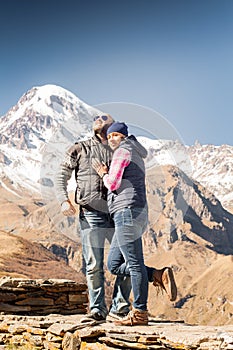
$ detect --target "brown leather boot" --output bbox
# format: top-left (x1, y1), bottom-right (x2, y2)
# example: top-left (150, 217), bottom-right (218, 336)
top-left (114, 308), bottom-right (148, 326)
top-left (152, 267), bottom-right (177, 301)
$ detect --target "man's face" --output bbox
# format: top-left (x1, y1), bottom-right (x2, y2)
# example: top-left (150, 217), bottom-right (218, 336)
top-left (93, 114), bottom-right (114, 134)
top-left (107, 132), bottom-right (125, 150)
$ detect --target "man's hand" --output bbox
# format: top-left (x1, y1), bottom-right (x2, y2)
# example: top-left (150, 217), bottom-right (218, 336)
top-left (92, 159), bottom-right (108, 178)
top-left (61, 200), bottom-right (76, 216)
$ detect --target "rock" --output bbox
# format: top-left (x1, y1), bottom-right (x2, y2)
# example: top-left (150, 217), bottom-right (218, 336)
top-left (0, 277), bottom-right (88, 316)
top-left (62, 332), bottom-right (80, 350)
top-left (0, 279), bottom-right (231, 349)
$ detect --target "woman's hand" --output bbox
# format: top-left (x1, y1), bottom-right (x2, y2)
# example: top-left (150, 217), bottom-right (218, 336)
top-left (92, 159), bottom-right (108, 178)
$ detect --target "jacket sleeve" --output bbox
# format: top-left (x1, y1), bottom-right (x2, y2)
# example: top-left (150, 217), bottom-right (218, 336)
top-left (103, 148), bottom-right (131, 191)
top-left (55, 143), bottom-right (81, 204)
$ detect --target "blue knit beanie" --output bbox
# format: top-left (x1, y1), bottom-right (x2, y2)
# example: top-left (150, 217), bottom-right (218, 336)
top-left (106, 122), bottom-right (128, 137)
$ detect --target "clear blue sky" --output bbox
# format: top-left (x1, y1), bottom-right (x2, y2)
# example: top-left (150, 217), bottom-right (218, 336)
top-left (1, 0), bottom-right (233, 146)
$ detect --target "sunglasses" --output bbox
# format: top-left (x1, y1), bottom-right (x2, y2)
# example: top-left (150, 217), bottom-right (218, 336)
top-left (93, 115), bottom-right (109, 121)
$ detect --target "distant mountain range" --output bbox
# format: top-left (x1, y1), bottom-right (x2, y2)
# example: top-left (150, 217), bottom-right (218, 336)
top-left (0, 85), bottom-right (233, 325)
top-left (0, 84), bottom-right (232, 211)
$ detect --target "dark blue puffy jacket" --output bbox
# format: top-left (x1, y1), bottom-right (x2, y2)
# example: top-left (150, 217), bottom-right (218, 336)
top-left (107, 135), bottom-right (148, 215)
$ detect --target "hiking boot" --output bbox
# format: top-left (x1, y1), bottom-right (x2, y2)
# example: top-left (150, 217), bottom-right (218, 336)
top-left (80, 312), bottom-right (106, 324)
top-left (152, 267), bottom-right (177, 301)
top-left (114, 308), bottom-right (148, 326)
top-left (107, 310), bottom-right (129, 322)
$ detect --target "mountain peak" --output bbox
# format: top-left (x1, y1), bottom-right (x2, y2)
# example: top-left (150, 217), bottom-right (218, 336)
top-left (1, 84), bottom-right (233, 213)
top-left (0, 85), bottom-right (100, 192)
top-left (0, 84), bottom-right (100, 148)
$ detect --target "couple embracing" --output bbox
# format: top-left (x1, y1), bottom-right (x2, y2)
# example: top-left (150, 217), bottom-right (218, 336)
top-left (56, 114), bottom-right (177, 326)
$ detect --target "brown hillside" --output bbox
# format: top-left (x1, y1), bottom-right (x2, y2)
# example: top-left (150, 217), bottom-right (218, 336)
top-left (0, 230), bottom-right (85, 282)
top-left (145, 241), bottom-right (233, 326)
top-left (145, 164), bottom-right (233, 254)
top-left (0, 165), bottom-right (233, 325)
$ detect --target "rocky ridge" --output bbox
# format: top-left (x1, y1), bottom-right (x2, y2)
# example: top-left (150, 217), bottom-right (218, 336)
top-left (0, 274), bottom-right (231, 350)
top-left (188, 142), bottom-right (233, 212)
top-left (1, 161), bottom-right (233, 326)
top-left (0, 314), bottom-right (232, 349)
top-left (0, 84), bottom-right (99, 195)
top-left (145, 164), bottom-right (233, 255)
top-left (0, 85), bottom-right (233, 330)
top-left (0, 84), bottom-right (233, 213)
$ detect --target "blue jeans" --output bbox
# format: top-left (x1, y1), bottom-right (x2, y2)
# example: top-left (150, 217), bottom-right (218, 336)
top-left (79, 209), bottom-right (131, 317)
top-left (107, 206), bottom-right (150, 312)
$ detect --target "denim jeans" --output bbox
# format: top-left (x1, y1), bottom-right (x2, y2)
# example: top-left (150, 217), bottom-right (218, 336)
top-left (107, 206), bottom-right (150, 311)
top-left (79, 209), bottom-right (131, 317)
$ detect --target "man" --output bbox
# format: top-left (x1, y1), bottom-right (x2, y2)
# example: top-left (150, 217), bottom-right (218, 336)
top-left (56, 114), bottom-right (131, 322)
top-left (93, 122), bottom-right (177, 326)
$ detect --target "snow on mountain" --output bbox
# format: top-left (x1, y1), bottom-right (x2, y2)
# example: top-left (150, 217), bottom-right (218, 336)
top-left (138, 137), bottom-right (193, 176)
top-left (138, 137), bottom-right (233, 211)
top-left (0, 84), bottom-right (98, 146)
top-left (0, 84), bottom-right (232, 212)
top-left (0, 84), bottom-right (101, 195)
top-left (187, 142), bottom-right (233, 210)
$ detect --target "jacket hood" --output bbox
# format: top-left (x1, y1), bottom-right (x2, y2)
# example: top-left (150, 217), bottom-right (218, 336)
top-left (123, 135), bottom-right (148, 159)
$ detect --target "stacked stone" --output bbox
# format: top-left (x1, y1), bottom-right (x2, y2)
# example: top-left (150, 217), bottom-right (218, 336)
top-left (0, 277), bottom-right (88, 315)
top-left (0, 278), bottom-right (232, 349)
top-left (0, 315), bottom-right (232, 349)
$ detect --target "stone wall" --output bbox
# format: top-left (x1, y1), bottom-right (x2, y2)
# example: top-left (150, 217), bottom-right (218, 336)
top-left (0, 278), bottom-right (232, 349)
top-left (0, 277), bottom-right (88, 315)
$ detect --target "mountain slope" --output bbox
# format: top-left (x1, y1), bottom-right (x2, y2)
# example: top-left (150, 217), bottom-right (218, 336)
top-left (0, 84), bottom-right (233, 325)
top-left (1, 84), bottom-right (233, 211)
top-left (139, 137), bottom-right (233, 212)
top-left (145, 164), bottom-right (233, 255)
top-left (145, 241), bottom-right (233, 326)
top-left (0, 230), bottom-right (85, 282)
top-left (188, 143), bottom-right (233, 212)
top-left (0, 84), bottom-right (100, 194)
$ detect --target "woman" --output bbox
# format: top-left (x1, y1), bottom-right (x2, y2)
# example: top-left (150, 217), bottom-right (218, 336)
top-left (93, 122), bottom-right (177, 326)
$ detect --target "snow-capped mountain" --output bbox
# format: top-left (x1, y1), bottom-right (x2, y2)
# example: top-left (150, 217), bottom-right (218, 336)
top-left (0, 84), bottom-right (101, 195)
top-left (0, 84), bottom-right (97, 146)
top-left (188, 142), bottom-right (233, 210)
top-left (0, 84), bottom-right (233, 212)
top-left (138, 137), bottom-right (193, 176)
top-left (138, 137), bottom-right (233, 211)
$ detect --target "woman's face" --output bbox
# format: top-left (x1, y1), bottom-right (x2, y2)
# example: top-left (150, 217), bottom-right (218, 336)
top-left (107, 132), bottom-right (125, 150)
